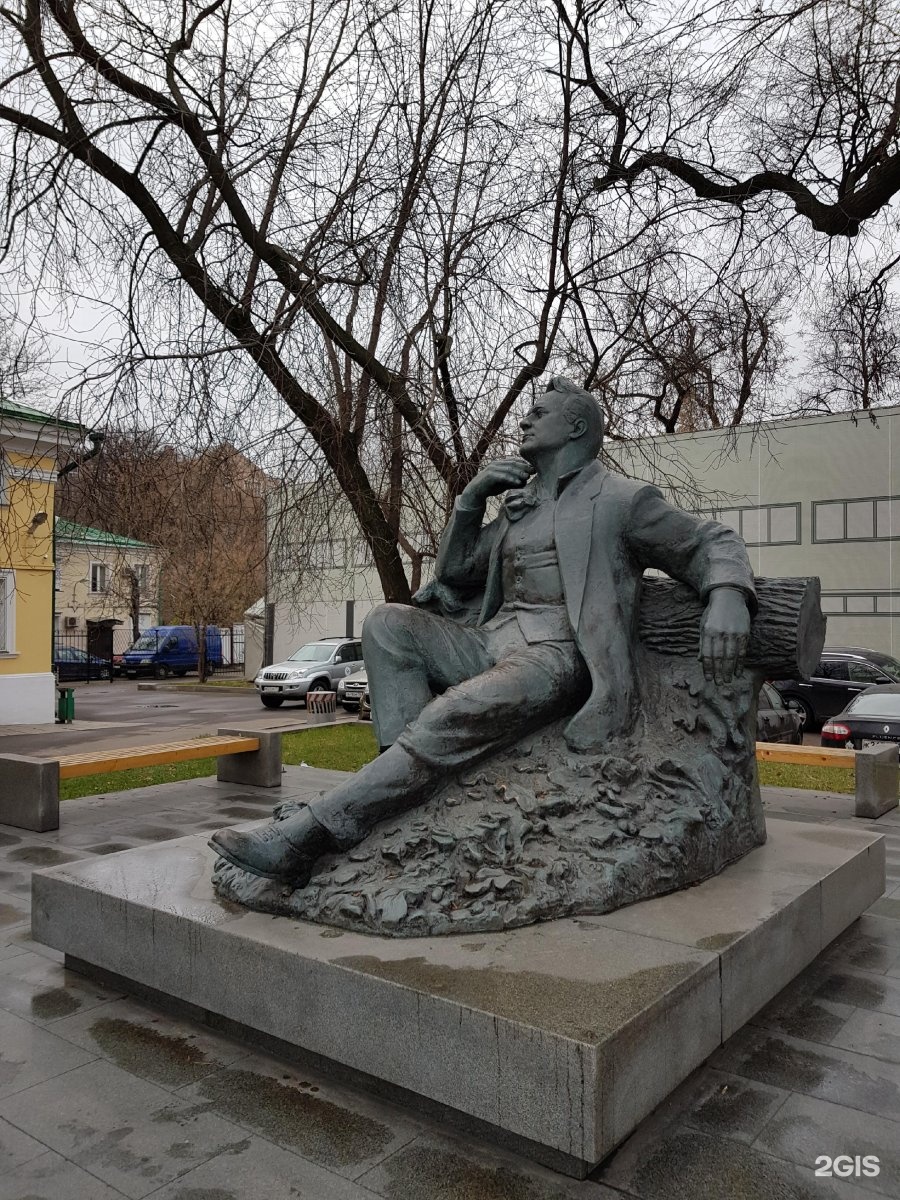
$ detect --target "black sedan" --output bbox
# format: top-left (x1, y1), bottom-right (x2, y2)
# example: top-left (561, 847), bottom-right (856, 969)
top-left (757, 681), bottom-right (803, 744)
top-left (822, 685), bottom-right (900, 750)
top-left (54, 646), bottom-right (112, 682)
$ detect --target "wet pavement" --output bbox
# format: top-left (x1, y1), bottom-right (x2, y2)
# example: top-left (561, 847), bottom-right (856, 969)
top-left (0, 680), bottom-right (356, 758)
top-left (1, 772), bottom-right (899, 1199)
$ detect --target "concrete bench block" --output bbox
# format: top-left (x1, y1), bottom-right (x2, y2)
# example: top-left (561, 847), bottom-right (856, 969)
top-left (215, 727), bottom-right (282, 788)
top-left (855, 743), bottom-right (899, 819)
top-left (0, 755), bottom-right (60, 832)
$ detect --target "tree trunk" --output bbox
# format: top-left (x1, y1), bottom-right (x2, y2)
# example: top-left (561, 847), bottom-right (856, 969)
top-left (638, 577), bottom-right (825, 678)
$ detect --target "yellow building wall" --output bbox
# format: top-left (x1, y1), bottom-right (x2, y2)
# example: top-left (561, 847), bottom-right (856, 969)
top-left (55, 542), bottom-right (160, 632)
top-left (0, 449), bottom-right (56, 677)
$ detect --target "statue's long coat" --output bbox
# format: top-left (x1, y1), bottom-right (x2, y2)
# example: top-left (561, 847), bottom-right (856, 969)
top-left (423, 460), bottom-right (757, 752)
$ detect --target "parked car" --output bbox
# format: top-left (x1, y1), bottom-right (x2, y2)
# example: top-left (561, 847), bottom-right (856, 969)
top-left (122, 625), bottom-right (223, 679)
top-left (771, 646), bottom-right (900, 730)
top-left (821, 685), bottom-right (900, 750)
top-left (336, 668), bottom-right (367, 711)
top-left (756, 681), bottom-right (803, 744)
top-left (54, 646), bottom-right (112, 682)
top-left (254, 637), bottom-right (364, 709)
top-left (359, 683), bottom-right (372, 721)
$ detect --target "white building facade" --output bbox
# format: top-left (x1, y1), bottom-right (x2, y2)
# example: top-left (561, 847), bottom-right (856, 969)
top-left (611, 405), bottom-right (900, 657)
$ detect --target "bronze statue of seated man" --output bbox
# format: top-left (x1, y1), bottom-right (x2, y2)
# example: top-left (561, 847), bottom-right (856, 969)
top-left (209, 376), bottom-right (755, 887)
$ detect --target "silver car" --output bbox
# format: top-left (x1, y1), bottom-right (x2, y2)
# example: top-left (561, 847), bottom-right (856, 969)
top-left (336, 667), bottom-right (368, 710)
top-left (255, 637), bottom-right (364, 709)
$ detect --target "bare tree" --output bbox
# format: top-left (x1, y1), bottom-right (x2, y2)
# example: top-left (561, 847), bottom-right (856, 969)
top-left (0, 0), bottom-right (583, 602)
top-left (805, 273), bottom-right (900, 410)
top-left (58, 432), bottom-right (269, 642)
top-left (556, 0), bottom-right (900, 239)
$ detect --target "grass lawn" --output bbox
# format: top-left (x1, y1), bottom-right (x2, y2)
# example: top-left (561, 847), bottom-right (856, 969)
top-left (59, 724), bottom-right (379, 801)
top-left (757, 760), bottom-right (854, 794)
top-left (59, 723), bottom-right (854, 801)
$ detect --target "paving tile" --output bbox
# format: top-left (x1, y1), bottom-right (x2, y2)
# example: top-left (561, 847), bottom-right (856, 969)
top-left (0, 1058), bottom-right (251, 1199)
top-left (359, 1130), bottom-right (616, 1199)
top-left (824, 918), bottom-right (900, 972)
top-left (681, 1069), bottom-right (789, 1144)
top-left (831, 1009), bottom-right (900, 1062)
top-left (0, 1113), bottom-right (47, 1171)
top-left (0, 887), bottom-right (29, 931)
top-left (867, 898), bottom-right (900, 921)
top-left (145, 1133), bottom-right (385, 1199)
top-left (0, 949), bottom-right (121, 1025)
top-left (594, 1124), bottom-right (873, 1200)
top-left (710, 1026), bottom-right (900, 1120)
top-left (0, 1006), bottom-right (96, 1099)
top-left (50, 994), bottom-right (249, 1089)
top-left (754, 1092), bottom-right (898, 1197)
top-left (0, 868), bottom-right (32, 897)
top-left (0, 1149), bottom-right (127, 1199)
top-left (748, 962), bottom-right (855, 1044)
top-left (0, 942), bottom-right (29, 962)
top-left (177, 1048), bottom-right (422, 1180)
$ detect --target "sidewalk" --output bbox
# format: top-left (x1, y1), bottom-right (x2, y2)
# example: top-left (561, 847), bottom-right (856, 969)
top-left (1, 774), bottom-right (899, 1199)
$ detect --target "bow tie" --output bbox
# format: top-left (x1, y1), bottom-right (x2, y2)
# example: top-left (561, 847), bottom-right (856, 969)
top-left (502, 489), bottom-right (542, 522)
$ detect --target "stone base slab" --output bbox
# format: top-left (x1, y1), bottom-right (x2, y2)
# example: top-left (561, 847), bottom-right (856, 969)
top-left (30, 818), bottom-right (884, 1177)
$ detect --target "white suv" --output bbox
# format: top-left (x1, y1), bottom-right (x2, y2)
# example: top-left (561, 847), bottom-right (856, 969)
top-left (254, 637), bottom-right (364, 709)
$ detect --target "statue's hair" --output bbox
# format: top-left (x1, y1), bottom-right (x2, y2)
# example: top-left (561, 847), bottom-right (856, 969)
top-left (544, 376), bottom-right (605, 455)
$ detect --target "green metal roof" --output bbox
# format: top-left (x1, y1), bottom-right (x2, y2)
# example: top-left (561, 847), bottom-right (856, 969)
top-left (0, 398), bottom-right (84, 432)
top-left (55, 518), bottom-right (155, 550)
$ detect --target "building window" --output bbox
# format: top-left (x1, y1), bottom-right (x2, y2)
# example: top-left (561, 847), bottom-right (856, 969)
top-left (133, 563), bottom-right (149, 594)
top-left (90, 562), bottom-right (108, 593)
top-left (702, 503), bottom-right (800, 546)
top-left (822, 591), bottom-right (900, 615)
top-left (0, 452), bottom-right (7, 506)
top-left (0, 570), bottom-right (14, 652)
top-left (813, 496), bottom-right (900, 542)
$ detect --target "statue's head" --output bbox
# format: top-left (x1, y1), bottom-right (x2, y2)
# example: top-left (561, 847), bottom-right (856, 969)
top-left (519, 376), bottom-right (604, 463)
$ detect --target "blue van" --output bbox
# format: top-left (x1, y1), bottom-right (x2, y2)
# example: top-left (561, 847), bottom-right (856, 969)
top-left (122, 625), bottom-right (223, 678)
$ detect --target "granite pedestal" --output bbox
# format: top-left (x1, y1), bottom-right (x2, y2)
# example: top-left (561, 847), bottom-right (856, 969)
top-left (30, 817), bottom-right (885, 1177)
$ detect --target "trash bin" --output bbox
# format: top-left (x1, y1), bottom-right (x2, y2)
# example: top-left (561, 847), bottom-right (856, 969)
top-left (56, 686), bottom-right (75, 724)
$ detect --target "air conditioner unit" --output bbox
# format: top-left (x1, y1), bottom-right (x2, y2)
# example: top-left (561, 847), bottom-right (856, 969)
top-left (64, 616), bottom-right (77, 628)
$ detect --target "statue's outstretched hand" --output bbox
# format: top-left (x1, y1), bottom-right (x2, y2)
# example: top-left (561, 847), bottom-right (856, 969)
top-left (699, 587), bottom-right (751, 685)
top-left (461, 458), bottom-right (534, 504)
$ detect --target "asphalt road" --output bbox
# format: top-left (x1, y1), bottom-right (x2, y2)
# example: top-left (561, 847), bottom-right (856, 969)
top-left (0, 680), bottom-right (357, 757)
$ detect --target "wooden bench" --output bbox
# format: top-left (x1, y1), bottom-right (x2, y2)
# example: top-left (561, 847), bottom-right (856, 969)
top-left (756, 740), bottom-right (898, 819)
top-left (57, 735), bottom-right (260, 779)
top-left (0, 726), bottom-right (282, 833)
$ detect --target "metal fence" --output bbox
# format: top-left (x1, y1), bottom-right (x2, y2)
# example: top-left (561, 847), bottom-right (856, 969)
top-left (53, 623), bottom-right (245, 680)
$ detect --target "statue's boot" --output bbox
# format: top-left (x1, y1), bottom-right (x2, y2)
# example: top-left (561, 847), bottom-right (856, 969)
top-left (209, 807), bottom-right (337, 886)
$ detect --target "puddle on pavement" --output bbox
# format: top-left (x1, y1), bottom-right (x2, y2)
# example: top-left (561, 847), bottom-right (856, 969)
top-left (377, 1142), bottom-right (573, 1200)
top-left (7, 845), bottom-right (80, 866)
top-left (89, 1017), bottom-right (214, 1087)
top-left (0, 904), bottom-right (24, 927)
top-left (31, 987), bottom-right (81, 1019)
top-left (688, 1077), bottom-right (780, 1137)
top-left (602, 1126), bottom-right (819, 1200)
top-left (195, 1069), bottom-right (393, 1170)
top-left (696, 931), bottom-right (745, 951)
top-left (818, 971), bottom-right (888, 1010)
top-left (128, 827), bottom-right (183, 842)
top-left (0, 833), bottom-right (21, 847)
top-left (335, 955), bottom-right (696, 1041)
top-left (220, 807), bottom-right (271, 820)
top-left (84, 843), bottom-right (136, 855)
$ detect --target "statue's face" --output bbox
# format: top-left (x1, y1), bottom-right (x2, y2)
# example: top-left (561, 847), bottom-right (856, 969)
top-left (519, 393), bottom-right (575, 459)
